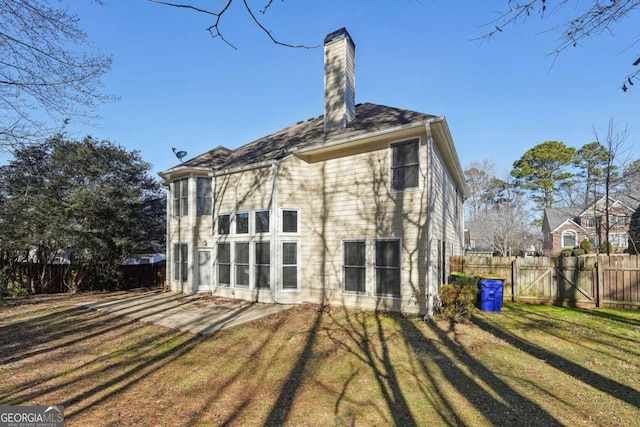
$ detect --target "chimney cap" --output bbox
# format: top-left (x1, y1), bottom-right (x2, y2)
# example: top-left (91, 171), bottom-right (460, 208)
top-left (324, 27), bottom-right (355, 48)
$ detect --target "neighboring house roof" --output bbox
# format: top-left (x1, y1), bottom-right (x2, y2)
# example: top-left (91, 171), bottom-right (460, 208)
top-left (465, 220), bottom-right (494, 250)
top-left (161, 102), bottom-right (463, 183)
top-left (544, 207), bottom-right (584, 233)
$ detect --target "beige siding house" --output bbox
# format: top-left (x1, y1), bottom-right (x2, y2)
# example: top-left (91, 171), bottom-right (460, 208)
top-left (159, 28), bottom-right (468, 316)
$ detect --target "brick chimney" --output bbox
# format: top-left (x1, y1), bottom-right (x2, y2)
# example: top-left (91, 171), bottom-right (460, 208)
top-left (324, 28), bottom-right (355, 132)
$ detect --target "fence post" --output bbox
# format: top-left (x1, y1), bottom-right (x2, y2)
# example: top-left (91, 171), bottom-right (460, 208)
top-left (511, 258), bottom-right (517, 302)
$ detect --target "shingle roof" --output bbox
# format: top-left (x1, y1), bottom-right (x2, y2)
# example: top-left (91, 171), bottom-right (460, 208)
top-left (544, 207), bottom-right (583, 232)
top-left (175, 103), bottom-right (436, 172)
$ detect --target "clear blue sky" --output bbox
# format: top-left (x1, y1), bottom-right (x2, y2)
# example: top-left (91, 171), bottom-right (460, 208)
top-left (64, 0), bottom-right (639, 177)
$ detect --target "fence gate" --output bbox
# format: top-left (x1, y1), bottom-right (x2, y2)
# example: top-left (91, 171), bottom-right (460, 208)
top-left (514, 257), bottom-right (596, 306)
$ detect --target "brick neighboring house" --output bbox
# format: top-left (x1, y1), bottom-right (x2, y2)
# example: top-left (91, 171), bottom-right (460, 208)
top-left (542, 194), bottom-right (638, 255)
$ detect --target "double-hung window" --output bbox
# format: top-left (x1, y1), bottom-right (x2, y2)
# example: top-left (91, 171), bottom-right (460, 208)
top-left (196, 177), bottom-right (212, 216)
top-left (217, 243), bottom-right (230, 286)
top-left (235, 242), bottom-right (249, 288)
top-left (282, 242), bottom-right (298, 290)
top-left (343, 240), bottom-right (366, 294)
top-left (375, 239), bottom-right (401, 297)
top-left (391, 139), bottom-right (419, 191)
top-left (172, 243), bottom-right (188, 282)
top-left (255, 242), bottom-right (270, 289)
top-left (172, 179), bottom-right (188, 217)
top-left (562, 230), bottom-right (577, 248)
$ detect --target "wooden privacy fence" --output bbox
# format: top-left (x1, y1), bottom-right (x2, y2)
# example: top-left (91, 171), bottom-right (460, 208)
top-left (3, 261), bottom-right (166, 294)
top-left (451, 255), bottom-right (640, 309)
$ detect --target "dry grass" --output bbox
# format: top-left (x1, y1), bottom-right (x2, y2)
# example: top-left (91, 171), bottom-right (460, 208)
top-left (1, 291), bottom-right (639, 426)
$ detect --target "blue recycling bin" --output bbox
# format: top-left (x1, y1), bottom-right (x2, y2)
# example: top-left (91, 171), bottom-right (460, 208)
top-left (478, 278), bottom-right (504, 312)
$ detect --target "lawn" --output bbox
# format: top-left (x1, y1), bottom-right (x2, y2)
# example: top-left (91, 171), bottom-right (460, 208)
top-left (1, 291), bottom-right (639, 426)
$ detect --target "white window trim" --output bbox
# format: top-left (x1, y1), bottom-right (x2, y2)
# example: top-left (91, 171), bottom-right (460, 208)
top-left (172, 242), bottom-right (188, 283)
top-left (609, 232), bottom-right (628, 248)
top-left (254, 209), bottom-right (271, 235)
top-left (233, 241), bottom-right (251, 289)
top-left (374, 238), bottom-right (402, 299)
top-left (196, 177), bottom-right (212, 217)
top-left (562, 230), bottom-right (577, 248)
top-left (281, 208), bottom-right (301, 235)
top-left (234, 211), bottom-right (250, 236)
top-left (216, 213), bottom-right (231, 236)
top-left (389, 137), bottom-right (421, 193)
top-left (216, 243), bottom-right (231, 287)
top-left (342, 239), bottom-right (367, 295)
top-left (254, 240), bottom-right (271, 289)
top-left (172, 178), bottom-right (189, 218)
top-left (280, 240), bottom-right (300, 292)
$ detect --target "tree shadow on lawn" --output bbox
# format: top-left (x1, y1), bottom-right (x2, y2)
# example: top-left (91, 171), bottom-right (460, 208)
top-left (498, 304), bottom-right (640, 361)
top-left (572, 306), bottom-right (640, 328)
top-left (395, 315), bottom-right (564, 426)
top-left (180, 309), bottom-right (294, 427)
top-left (323, 307), bottom-right (419, 427)
top-left (0, 293), bottom-right (207, 421)
top-left (471, 314), bottom-right (640, 409)
top-left (0, 292), bottom-right (197, 367)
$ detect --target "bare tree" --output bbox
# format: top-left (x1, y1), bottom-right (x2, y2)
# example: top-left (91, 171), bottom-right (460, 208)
top-left (594, 119), bottom-right (631, 254)
top-left (481, 0), bottom-right (640, 91)
top-left (463, 159), bottom-right (497, 220)
top-left (0, 0), bottom-right (113, 148)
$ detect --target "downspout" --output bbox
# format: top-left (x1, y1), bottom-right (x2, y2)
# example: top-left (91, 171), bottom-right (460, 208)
top-left (211, 173), bottom-right (217, 295)
top-left (425, 124), bottom-right (435, 320)
top-left (270, 161), bottom-right (301, 305)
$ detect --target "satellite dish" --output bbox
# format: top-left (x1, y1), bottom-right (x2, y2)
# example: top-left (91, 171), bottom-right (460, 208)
top-left (172, 147), bottom-right (187, 162)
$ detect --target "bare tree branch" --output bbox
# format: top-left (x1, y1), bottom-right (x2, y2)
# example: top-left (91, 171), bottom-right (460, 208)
top-left (149, 0), bottom-right (318, 49)
top-left (478, 0), bottom-right (640, 91)
top-left (0, 0), bottom-right (113, 148)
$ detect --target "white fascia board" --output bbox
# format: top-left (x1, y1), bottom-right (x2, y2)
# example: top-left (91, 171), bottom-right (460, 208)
top-left (429, 117), bottom-right (469, 199)
top-left (158, 166), bottom-right (213, 182)
top-left (551, 218), bottom-right (587, 234)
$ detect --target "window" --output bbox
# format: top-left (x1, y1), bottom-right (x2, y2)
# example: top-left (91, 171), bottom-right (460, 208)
top-left (217, 243), bottom-right (230, 286)
top-left (588, 235), bottom-right (599, 248)
top-left (217, 214), bottom-right (230, 235)
top-left (282, 210), bottom-right (298, 233)
top-left (343, 240), bottom-right (366, 294)
top-left (235, 242), bottom-right (249, 288)
top-left (255, 241), bottom-right (270, 289)
top-left (391, 139), bottom-right (419, 191)
top-left (282, 242), bottom-right (298, 290)
top-left (172, 179), bottom-right (188, 217)
top-left (172, 243), bottom-right (188, 282)
top-left (583, 218), bottom-right (596, 228)
top-left (610, 233), bottom-right (628, 248)
top-left (375, 240), bottom-right (401, 297)
top-left (611, 215), bottom-right (629, 227)
top-left (562, 230), bottom-right (577, 248)
top-left (236, 212), bottom-right (249, 234)
top-left (196, 177), bottom-right (212, 216)
top-left (255, 210), bottom-right (270, 233)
